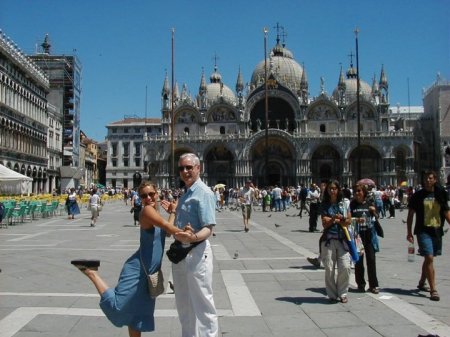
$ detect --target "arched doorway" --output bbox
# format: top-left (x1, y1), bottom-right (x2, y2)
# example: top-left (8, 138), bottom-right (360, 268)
top-left (311, 145), bottom-right (341, 183)
top-left (251, 136), bottom-right (295, 187)
top-left (204, 145), bottom-right (234, 187)
top-left (349, 145), bottom-right (382, 185)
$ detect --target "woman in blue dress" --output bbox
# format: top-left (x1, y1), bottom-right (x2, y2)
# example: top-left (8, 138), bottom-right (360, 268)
top-left (66, 187), bottom-right (80, 219)
top-left (71, 181), bottom-right (186, 337)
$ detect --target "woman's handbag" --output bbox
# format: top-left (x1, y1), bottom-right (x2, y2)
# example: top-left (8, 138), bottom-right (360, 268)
top-left (166, 240), bottom-right (203, 264)
top-left (374, 219), bottom-right (384, 237)
top-left (147, 269), bottom-right (164, 298)
top-left (97, 204), bottom-right (103, 212)
top-left (140, 249), bottom-right (165, 298)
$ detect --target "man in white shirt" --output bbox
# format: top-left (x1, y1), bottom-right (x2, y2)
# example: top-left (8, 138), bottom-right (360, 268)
top-left (272, 185), bottom-right (282, 212)
top-left (239, 180), bottom-right (255, 232)
top-left (307, 183), bottom-right (320, 232)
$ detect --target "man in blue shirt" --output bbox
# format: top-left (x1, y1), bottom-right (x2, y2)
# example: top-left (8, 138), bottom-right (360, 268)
top-left (173, 153), bottom-right (218, 337)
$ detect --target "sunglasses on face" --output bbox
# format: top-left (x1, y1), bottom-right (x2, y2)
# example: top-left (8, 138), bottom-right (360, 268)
top-left (178, 165), bottom-right (194, 172)
top-left (140, 192), bottom-right (156, 199)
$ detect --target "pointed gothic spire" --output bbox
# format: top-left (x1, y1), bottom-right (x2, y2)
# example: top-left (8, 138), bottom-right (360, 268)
top-left (236, 66), bottom-right (244, 93)
top-left (379, 64), bottom-right (388, 89)
top-left (338, 64), bottom-right (346, 90)
top-left (173, 82), bottom-right (180, 101)
top-left (199, 67), bottom-right (207, 95)
top-left (372, 74), bottom-right (379, 94)
top-left (379, 65), bottom-right (389, 103)
top-left (162, 71), bottom-right (170, 96)
top-left (181, 83), bottom-right (189, 100)
top-left (300, 65), bottom-right (308, 90)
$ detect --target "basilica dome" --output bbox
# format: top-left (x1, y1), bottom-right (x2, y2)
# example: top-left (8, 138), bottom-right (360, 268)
top-left (332, 66), bottom-right (373, 102)
top-left (205, 68), bottom-right (237, 104)
top-left (250, 42), bottom-right (304, 93)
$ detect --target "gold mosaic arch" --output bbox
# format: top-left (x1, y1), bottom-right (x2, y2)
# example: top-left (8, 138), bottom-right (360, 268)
top-left (306, 102), bottom-right (340, 120)
top-left (206, 104), bottom-right (238, 122)
top-left (174, 107), bottom-right (199, 124)
top-left (241, 129), bottom-right (298, 160)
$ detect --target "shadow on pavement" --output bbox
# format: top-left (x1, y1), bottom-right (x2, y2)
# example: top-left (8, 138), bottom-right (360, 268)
top-left (276, 295), bottom-right (332, 305)
top-left (289, 265), bottom-right (320, 270)
top-left (376, 287), bottom-right (429, 299)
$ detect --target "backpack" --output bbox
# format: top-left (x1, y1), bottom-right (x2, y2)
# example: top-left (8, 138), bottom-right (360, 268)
top-left (133, 194), bottom-right (142, 207)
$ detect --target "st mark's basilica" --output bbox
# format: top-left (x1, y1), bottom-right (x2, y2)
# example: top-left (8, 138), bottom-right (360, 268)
top-left (106, 29), bottom-right (415, 189)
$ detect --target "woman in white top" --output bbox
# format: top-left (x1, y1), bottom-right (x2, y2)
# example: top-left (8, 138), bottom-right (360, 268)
top-left (89, 188), bottom-right (101, 227)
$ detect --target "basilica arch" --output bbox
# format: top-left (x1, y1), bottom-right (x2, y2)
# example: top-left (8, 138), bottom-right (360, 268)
top-left (348, 145), bottom-right (382, 184)
top-left (204, 145), bottom-right (234, 187)
top-left (311, 145), bottom-right (341, 182)
top-left (249, 135), bottom-right (296, 187)
top-left (249, 97), bottom-right (296, 132)
top-left (246, 83), bottom-right (299, 133)
top-left (206, 103), bottom-right (238, 122)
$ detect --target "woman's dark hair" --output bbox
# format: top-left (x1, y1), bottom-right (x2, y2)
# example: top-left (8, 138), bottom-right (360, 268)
top-left (322, 180), bottom-right (343, 203)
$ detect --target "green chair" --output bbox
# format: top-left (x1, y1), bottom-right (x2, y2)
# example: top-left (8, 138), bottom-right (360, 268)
top-left (23, 204), bottom-right (36, 222)
top-left (50, 200), bottom-right (60, 217)
top-left (32, 203), bottom-right (43, 220)
top-left (11, 205), bottom-right (27, 225)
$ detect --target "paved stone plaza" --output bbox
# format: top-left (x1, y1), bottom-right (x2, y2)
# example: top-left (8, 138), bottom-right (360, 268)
top-left (1, 200), bottom-right (450, 337)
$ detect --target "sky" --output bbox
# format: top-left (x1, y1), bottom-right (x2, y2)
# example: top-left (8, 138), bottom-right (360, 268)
top-left (1, 0), bottom-right (449, 141)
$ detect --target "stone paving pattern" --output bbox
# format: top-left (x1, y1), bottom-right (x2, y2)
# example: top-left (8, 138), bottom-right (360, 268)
top-left (1, 200), bottom-right (449, 337)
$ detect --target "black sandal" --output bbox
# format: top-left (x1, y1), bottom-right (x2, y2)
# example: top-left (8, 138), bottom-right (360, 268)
top-left (430, 290), bottom-right (440, 301)
top-left (417, 282), bottom-right (430, 292)
top-left (71, 259), bottom-right (100, 270)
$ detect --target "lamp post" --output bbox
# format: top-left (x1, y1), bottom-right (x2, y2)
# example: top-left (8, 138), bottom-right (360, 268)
top-left (355, 28), bottom-right (361, 181)
top-left (264, 27), bottom-right (269, 186)
top-left (170, 28), bottom-right (175, 189)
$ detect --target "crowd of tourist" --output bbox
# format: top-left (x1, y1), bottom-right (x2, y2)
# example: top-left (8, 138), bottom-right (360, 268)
top-left (205, 182), bottom-right (417, 217)
top-left (3, 163), bottom-right (446, 335)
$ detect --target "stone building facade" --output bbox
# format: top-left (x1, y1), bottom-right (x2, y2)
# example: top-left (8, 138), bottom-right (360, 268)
top-left (414, 75), bottom-right (450, 184)
top-left (106, 33), bottom-right (420, 189)
top-left (0, 30), bottom-right (50, 194)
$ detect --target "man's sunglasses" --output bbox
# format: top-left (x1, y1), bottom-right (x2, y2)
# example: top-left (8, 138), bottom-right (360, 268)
top-left (140, 192), bottom-right (156, 199)
top-left (178, 165), bottom-right (194, 172)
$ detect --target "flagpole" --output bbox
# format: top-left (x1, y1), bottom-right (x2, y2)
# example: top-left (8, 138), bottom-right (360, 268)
top-left (355, 27), bottom-right (361, 181)
top-left (170, 28), bottom-right (175, 188)
top-left (264, 27), bottom-right (269, 186)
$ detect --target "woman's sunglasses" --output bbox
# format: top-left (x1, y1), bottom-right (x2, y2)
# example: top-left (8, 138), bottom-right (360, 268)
top-left (140, 192), bottom-right (156, 199)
